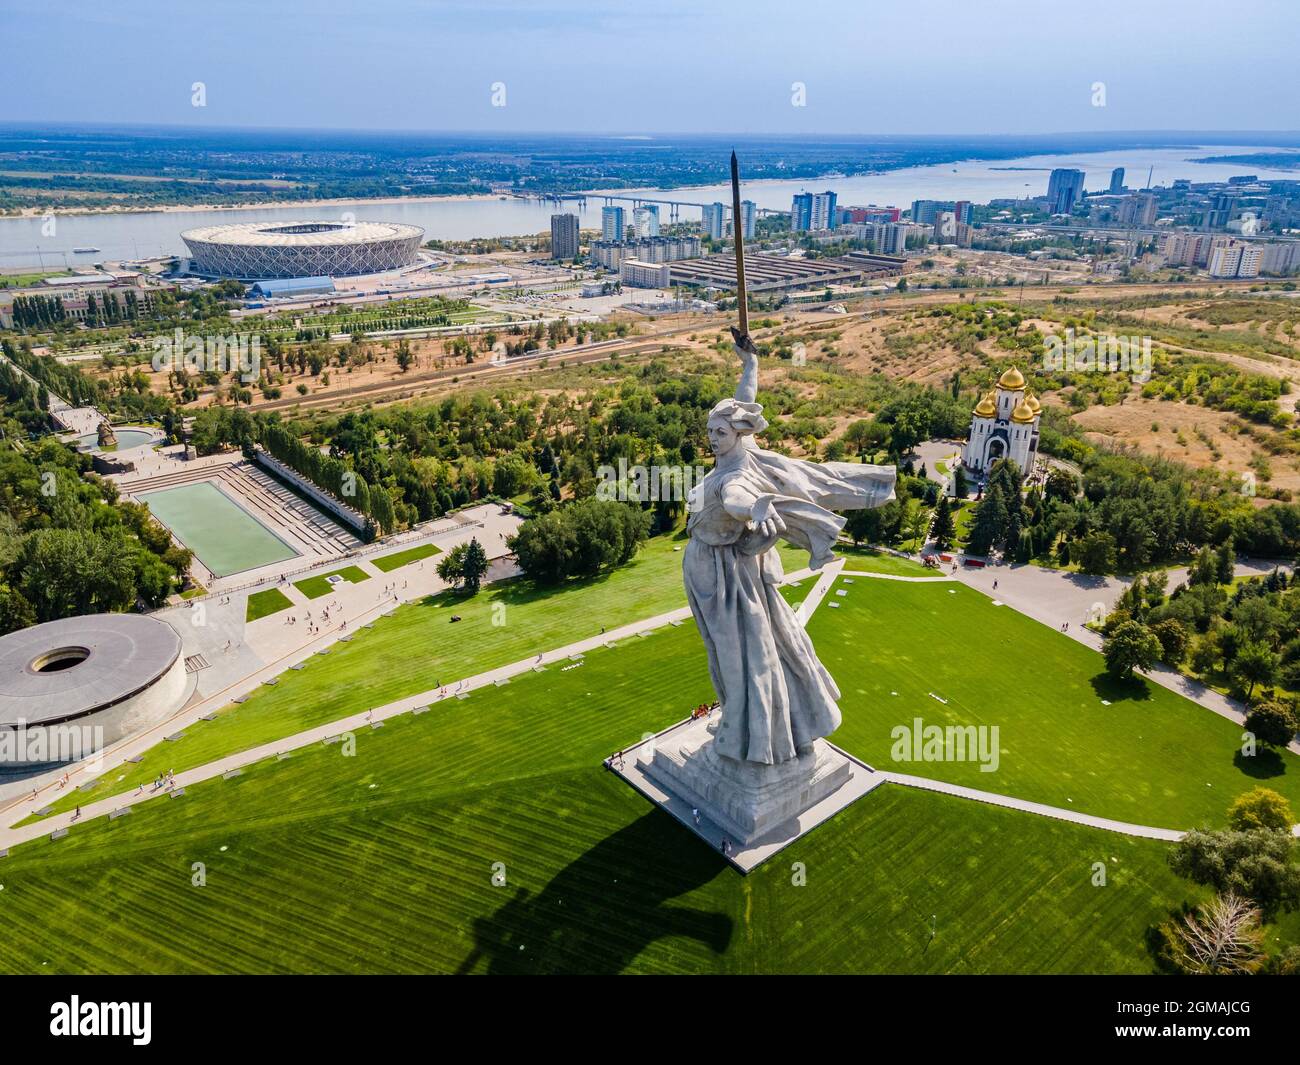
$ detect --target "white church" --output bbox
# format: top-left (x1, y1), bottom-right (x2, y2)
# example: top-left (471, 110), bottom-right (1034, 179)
top-left (960, 366), bottom-right (1042, 475)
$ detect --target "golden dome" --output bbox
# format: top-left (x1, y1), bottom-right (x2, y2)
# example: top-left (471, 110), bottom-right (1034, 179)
top-left (1024, 392), bottom-right (1041, 412)
top-left (973, 392), bottom-right (997, 418)
top-left (1011, 397), bottom-right (1036, 424)
top-left (997, 366), bottom-right (1026, 390)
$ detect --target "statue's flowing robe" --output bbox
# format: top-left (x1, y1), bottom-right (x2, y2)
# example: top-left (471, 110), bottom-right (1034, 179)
top-left (685, 444), bottom-right (895, 765)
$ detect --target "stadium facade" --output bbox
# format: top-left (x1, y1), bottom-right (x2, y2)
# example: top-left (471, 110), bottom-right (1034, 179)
top-left (181, 221), bottom-right (424, 280)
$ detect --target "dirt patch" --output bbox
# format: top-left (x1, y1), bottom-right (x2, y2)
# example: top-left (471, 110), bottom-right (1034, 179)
top-left (1071, 396), bottom-right (1300, 495)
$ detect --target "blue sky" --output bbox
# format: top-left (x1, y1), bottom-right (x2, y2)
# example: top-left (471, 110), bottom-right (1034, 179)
top-left (3, 0), bottom-right (1296, 134)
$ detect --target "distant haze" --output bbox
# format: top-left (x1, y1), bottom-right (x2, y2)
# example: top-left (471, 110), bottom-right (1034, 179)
top-left (4, 0), bottom-right (1299, 134)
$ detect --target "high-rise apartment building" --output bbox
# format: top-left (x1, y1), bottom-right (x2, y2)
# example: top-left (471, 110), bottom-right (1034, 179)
top-left (1046, 169), bottom-right (1086, 214)
top-left (790, 193), bottom-right (813, 232)
top-left (739, 200), bottom-right (756, 240)
top-left (601, 206), bottom-right (626, 242)
top-left (633, 205), bottom-right (660, 238)
top-left (1117, 193), bottom-right (1157, 226)
top-left (701, 202), bottom-right (726, 241)
top-left (810, 191), bottom-right (838, 231)
top-left (550, 213), bottom-right (579, 260)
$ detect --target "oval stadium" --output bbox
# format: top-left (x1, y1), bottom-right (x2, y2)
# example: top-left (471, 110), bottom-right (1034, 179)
top-left (0, 614), bottom-right (187, 767)
top-left (181, 220), bottom-right (425, 280)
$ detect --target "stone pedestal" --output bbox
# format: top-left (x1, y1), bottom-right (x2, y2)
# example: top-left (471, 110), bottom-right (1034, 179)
top-left (642, 716), bottom-right (852, 845)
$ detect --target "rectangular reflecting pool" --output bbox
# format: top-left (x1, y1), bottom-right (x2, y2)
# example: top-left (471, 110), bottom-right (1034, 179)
top-left (137, 481), bottom-right (300, 577)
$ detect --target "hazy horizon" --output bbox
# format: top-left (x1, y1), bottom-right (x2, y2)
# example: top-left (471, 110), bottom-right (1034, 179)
top-left (6, 122), bottom-right (1300, 140)
top-left (6, 0), bottom-right (1298, 134)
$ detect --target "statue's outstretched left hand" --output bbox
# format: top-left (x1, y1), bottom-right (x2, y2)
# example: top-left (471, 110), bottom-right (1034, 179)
top-left (741, 494), bottom-right (785, 554)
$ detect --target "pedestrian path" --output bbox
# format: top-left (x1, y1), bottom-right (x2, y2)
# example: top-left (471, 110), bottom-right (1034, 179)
top-left (0, 565), bottom-right (818, 849)
top-left (5, 544), bottom-right (1291, 855)
top-left (880, 772), bottom-right (1185, 841)
top-left (794, 559), bottom-right (844, 624)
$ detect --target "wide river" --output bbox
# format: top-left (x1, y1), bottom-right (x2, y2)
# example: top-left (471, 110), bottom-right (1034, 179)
top-left (2, 144), bottom-right (1296, 271)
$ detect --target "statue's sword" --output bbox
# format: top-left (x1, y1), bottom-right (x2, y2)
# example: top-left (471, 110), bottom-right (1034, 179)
top-left (729, 150), bottom-right (753, 351)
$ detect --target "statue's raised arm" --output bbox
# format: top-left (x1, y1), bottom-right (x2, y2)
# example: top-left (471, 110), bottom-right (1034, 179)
top-left (730, 326), bottom-right (758, 405)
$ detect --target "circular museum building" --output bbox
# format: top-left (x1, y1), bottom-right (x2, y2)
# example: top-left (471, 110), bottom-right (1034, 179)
top-left (0, 614), bottom-right (188, 767)
top-left (181, 220), bottom-right (425, 280)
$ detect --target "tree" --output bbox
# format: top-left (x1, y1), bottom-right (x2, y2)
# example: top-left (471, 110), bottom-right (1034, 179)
top-left (951, 464), bottom-right (968, 500)
top-left (16, 528), bottom-right (138, 621)
top-left (492, 454), bottom-right (535, 499)
top-left (507, 500), bottom-right (648, 585)
top-left (1172, 893), bottom-right (1265, 976)
top-left (966, 488), bottom-right (1007, 556)
top-left (0, 587), bottom-right (36, 635)
top-left (1044, 466), bottom-right (1077, 503)
top-left (1215, 537), bottom-right (1236, 585)
top-left (460, 537), bottom-right (489, 594)
top-left (436, 542), bottom-right (469, 588)
top-left (1169, 828), bottom-right (1300, 920)
top-left (507, 511), bottom-right (577, 584)
top-left (395, 340), bottom-right (414, 373)
top-left (843, 419), bottom-right (888, 458)
top-left (903, 498), bottom-right (930, 551)
top-left (1243, 699), bottom-right (1298, 750)
top-left (1074, 530), bottom-right (1118, 576)
top-left (1188, 545), bottom-right (1218, 587)
top-left (1150, 618), bottom-right (1189, 665)
top-left (1232, 642), bottom-right (1278, 700)
top-left (1102, 619), bottom-right (1161, 680)
top-left (930, 495), bottom-right (955, 550)
top-left (843, 500), bottom-right (901, 547)
top-left (1228, 788), bottom-right (1295, 833)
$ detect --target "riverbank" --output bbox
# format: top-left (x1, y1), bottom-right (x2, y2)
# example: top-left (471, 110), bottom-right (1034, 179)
top-left (10, 191), bottom-right (508, 219)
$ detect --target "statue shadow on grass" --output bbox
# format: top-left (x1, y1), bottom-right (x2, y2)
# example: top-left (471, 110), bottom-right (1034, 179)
top-left (457, 810), bottom-right (733, 975)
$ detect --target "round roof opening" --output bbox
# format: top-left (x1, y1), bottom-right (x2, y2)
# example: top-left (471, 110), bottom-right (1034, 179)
top-left (260, 223), bottom-right (349, 235)
top-left (29, 646), bottom-right (92, 674)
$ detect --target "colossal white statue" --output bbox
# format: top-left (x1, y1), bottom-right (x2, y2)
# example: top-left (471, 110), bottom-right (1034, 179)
top-left (643, 337), bottom-right (896, 844)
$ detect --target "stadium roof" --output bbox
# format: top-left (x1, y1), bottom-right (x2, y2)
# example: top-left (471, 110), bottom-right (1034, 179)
top-left (181, 221), bottom-right (423, 248)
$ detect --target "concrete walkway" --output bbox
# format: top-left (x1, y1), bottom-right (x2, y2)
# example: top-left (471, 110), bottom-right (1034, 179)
top-left (0, 505), bottom-right (520, 811)
top-left (0, 566), bottom-right (822, 850)
top-left (793, 559), bottom-right (845, 625)
top-left (944, 556), bottom-right (1300, 756)
top-left (5, 545), bottom-right (1292, 855)
top-left (880, 772), bottom-right (1185, 841)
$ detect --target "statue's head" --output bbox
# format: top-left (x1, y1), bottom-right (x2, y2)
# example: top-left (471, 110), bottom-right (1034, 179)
top-left (707, 398), bottom-right (767, 457)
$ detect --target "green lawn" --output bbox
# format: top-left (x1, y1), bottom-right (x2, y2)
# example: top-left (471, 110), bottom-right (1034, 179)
top-left (245, 587), bottom-right (293, 622)
top-left (32, 534), bottom-right (725, 819)
top-left (33, 538), bottom-right (1297, 835)
top-left (370, 543), bottom-right (442, 573)
top-left (0, 630), bottom-right (1203, 974)
top-left (835, 544), bottom-right (944, 577)
top-left (293, 565), bottom-right (371, 600)
top-left (811, 577), bottom-right (1300, 830)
